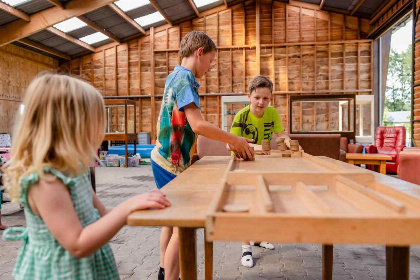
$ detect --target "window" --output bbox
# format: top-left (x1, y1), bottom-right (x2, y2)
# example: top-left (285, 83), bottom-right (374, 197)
top-left (355, 95), bottom-right (374, 143)
top-left (135, 12), bottom-right (165, 27)
top-left (79, 32), bottom-right (109, 45)
top-left (115, 0), bottom-right (149, 12)
top-left (53, 17), bottom-right (87, 33)
top-left (193, 0), bottom-right (219, 8)
top-left (1, 0), bottom-right (31, 6)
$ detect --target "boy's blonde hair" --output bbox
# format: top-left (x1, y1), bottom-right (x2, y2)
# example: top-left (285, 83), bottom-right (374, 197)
top-left (248, 76), bottom-right (273, 94)
top-left (2, 74), bottom-right (105, 202)
top-left (179, 31), bottom-right (217, 59)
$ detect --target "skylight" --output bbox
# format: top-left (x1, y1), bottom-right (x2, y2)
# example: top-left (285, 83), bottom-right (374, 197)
top-left (135, 12), bottom-right (165, 27)
top-left (53, 17), bottom-right (87, 33)
top-left (1, 0), bottom-right (31, 6)
top-left (193, 0), bottom-right (219, 8)
top-left (79, 32), bottom-right (109, 45)
top-left (115, 0), bottom-right (149, 12)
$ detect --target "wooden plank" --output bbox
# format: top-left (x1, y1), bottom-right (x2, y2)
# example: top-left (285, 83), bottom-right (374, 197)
top-left (47, 27), bottom-right (95, 52)
top-left (319, 0), bottom-right (326, 9)
top-left (77, 15), bottom-right (121, 43)
top-left (0, 0), bottom-right (118, 47)
top-left (295, 181), bottom-right (332, 213)
top-left (108, 3), bottom-right (146, 34)
top-left (18, 38), bottom-right (70, 60)
top-left (336, 176), bottom-right (405, 213)
top-left (0, 2), bottom-right (30, 21)
top-left (149, 0), bottom-right (173, 25)
top-left (369, 0), bottom-right (398, 25)
top-left (256, 176), bottom-right (274, 213)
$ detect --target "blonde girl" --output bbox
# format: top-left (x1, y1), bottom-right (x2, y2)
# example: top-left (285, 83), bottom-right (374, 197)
top-left (2, 74), bottom-right (170, 279)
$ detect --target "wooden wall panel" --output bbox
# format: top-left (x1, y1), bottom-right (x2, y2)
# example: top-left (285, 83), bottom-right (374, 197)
top-left (64, 0), bottom-right (373, 140)
top-left (0, 44), bottom-right (58, 134)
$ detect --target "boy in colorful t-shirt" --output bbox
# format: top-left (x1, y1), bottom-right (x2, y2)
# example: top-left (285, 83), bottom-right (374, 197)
top-left (230, 75), bottom-right (293, 267)
top-left (151, 31), bottom-right (254, 280)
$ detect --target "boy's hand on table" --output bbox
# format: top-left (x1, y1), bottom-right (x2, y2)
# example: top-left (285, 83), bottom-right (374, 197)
top-left (229, 137), bottom-right (254, 160)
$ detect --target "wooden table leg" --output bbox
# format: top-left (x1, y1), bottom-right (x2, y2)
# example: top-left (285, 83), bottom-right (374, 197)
top-left (380, 160), bottom-right (387, 174)
top-left (204, 229), bottom-right (213, 280)
top-left (179, 227), bottom-right (197, 280)
top-left (347, 159), bottom-right (355, 165)
top-left (386, 246), bottom-right (410, 280)
top-left (322, 244), bottom-right (333, 280)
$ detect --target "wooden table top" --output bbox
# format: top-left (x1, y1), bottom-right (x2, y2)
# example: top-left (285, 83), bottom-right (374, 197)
top-left (128, 155), bottom-right (420, 235)
top-left (346, 153), bottom-right (393, 161)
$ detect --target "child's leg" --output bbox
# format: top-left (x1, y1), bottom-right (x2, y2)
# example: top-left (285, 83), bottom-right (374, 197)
top-left (241, 241), bottom-right (253, 267)
top-left (0, 192), bottom-right (7, 230)
top-left (160, 226), bottom-right (173, 267)
top-left (0, 211), bottom-right (7, 230)
top-left (164, 227), bottom-right (180, 280)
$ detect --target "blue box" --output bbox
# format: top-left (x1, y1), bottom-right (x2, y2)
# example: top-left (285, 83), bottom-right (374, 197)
top-left (108, 144), bottom-right (155, 158)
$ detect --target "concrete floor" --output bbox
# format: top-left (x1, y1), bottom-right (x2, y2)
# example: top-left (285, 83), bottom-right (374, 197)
top-left (1, 166), bottom-right (420, 279)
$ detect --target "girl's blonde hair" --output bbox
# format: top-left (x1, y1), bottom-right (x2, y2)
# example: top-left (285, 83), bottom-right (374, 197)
top-left (2, 73), bottom-right (105, 202)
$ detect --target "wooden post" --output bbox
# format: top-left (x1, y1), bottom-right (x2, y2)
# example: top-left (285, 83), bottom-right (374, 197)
top-left (103, 50), bottom-right (105, 95)
top-left (386, 246), bottom-right (410, 280)
top-left (179, 228), bottom-right (197, 280)
top-left (322, 244), bottom-right (333, 280)
top-left (151, 27), bottom-right (156, 142)
top-left (126, 43), bottom-right (130, 95)
top-left (115, 46), bottom-right (118, 96)
top-left (256, 0), bottom-right (261, 76)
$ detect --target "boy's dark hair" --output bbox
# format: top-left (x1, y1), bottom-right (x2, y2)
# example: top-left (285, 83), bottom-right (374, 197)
top-left (179, 31), bottom-right (217, 59)
top-left (248, 76), bottom-right (273, 94)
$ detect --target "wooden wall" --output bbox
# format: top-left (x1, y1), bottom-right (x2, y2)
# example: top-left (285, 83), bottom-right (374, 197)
top-left (60, 0), bottom-right (373, 141)
top-left (0, 44), bottom-right (58, 134)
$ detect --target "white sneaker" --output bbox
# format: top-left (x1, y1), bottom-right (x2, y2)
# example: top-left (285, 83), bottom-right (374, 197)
top-left (251, 241), bottom-right (275, 250)
top-left (241, 251), bottom-right (254, 267)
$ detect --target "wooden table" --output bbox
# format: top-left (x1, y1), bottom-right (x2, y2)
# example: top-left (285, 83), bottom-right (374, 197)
top-left (127, 154), bottom-right (420, 280)
top-left (346, 153), bottom-right (392, 174)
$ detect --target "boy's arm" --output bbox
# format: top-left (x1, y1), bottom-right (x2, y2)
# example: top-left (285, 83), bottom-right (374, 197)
top-left (184, 103), bottom-right (254, 160)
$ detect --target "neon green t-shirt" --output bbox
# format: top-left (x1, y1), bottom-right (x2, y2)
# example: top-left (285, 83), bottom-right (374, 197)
top-left (230, 105), bottom-right (284, 144)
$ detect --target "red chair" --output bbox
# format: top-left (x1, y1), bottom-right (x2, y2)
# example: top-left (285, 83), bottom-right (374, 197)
top-left (365, 126), bottom-right (406, 174)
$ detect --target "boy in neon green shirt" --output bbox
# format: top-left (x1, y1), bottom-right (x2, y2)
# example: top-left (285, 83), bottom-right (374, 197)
top-left (230, 75), bottom-right (293, 267)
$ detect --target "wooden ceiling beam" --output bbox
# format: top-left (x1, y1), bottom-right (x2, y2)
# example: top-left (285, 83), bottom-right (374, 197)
top-left (319, 0), bottom-right (325, 9)
top-left (45, 0), bottom-right (121, 43)
top-left (0, 0), bottom-right (118, 47)
top-left (149, 0), bottom-right (173, 26)
top-left (224, 0), bottom-right (229, 8)
top-left (77, 16), bottom-right (121, 43)
top-left (18, 38), bottom-right (71, 60)
top-left (350, 0), bottom-right (366, 16)
top-left (0, 2), bottom-right (30, 21)
top-left (187, 0), bottom-right (200, 17)
top-left (46, 0), bottom-right (65, 9)
top-left (47, 27), bottom-right (96, 52)
top-left (370, 0), bottom-right (398, 25)
top-left (108, 3), bottom-right (146, 34)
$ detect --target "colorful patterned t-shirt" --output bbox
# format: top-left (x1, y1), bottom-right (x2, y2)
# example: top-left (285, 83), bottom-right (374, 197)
top-left (151, 65), bottom-right (200, 174)
top-left (230, 105), bottom-right (283, 144)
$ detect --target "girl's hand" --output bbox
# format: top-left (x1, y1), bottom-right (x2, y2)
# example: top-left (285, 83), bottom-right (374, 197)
top-left (128, 190), bottom-right (171, 212)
